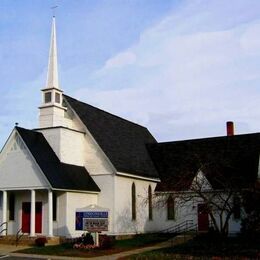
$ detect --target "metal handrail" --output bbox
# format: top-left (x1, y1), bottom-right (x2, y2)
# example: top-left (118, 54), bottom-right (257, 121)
top-left (0, 222), bottom-right (8, 236)
top-left (160, 219), bottom-right (196, 234)
top-left (15, 228), bottom-right (24, 247)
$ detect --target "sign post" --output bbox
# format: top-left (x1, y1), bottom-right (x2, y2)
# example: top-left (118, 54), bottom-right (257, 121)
top-left (75, 205), bottom-right (109, 247)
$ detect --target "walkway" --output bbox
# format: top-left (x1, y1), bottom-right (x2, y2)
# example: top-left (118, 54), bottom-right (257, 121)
top-left (0, 245), bottom-right (29, 255)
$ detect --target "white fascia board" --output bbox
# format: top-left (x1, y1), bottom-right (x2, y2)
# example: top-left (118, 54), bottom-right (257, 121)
top-left (116, 171), bottom-right (160, 182)
top-left (0, 186), bottom-right (50, 191)
top-left (63, 97), bottom-right (117, 174)
top-left (52, 188), bottom-right (99, 194)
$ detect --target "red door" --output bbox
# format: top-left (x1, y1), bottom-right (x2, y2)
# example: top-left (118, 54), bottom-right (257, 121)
top-left (22, 202), bottom-right (30, 233)
top-left (22, 202), bottom-right (42, 234)
top-left (198, 204), bottom-right (209, 232)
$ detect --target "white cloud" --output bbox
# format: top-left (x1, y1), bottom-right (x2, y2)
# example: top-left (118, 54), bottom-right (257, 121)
top-left (104, 51), bottom-right (136, 69)
top-left (74, 1), bottom-right (260, 141)
top-left (240, 23), bottom-right (260, 54)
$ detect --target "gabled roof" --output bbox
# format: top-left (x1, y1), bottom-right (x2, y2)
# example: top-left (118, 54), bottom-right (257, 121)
top-left (16, 127), bottom-right (100, 192)
top-left (63, 95), bottom-right (159, 179)
top-left (147, 133), bottom-right (260, 192)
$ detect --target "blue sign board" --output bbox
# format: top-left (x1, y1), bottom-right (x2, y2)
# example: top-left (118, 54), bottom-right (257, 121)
top-left (75, 211), bottom-right (109, 231)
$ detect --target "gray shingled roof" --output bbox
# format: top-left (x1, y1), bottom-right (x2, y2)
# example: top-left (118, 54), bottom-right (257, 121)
top-left (64, 95), bottom-right (159, 179)
top-left (148, 133), bottom-right (260, 192)
top-left (16, 127), bottom-right (100, 192)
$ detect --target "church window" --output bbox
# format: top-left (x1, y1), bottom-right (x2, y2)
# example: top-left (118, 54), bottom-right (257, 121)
top-left (132, 183), bottom-right (136, 220)
top-left (167, 195), bottom-right (175, 220)
top-left (233, 196), bottom-right (241, 220)
top-left (9, 193), bottom-right (15, 221)
top-left (55, 93), bottom-right (60, 103)
top-left (53, 192), bottom-right (57, 221)
top-left (45, 92), bottom-right (52, 103)
top-left (148, 185), bottom-right (153, 220)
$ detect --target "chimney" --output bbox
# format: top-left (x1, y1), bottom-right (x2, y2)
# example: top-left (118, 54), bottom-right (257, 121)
top-left (226, 121), bottom-right (234, 136)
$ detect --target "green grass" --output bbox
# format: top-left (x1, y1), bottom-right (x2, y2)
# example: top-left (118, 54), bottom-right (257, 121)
top-left (126, 234), bottom-right (260, 259)
top-left (15, 233), bottom-right (172, 258)
top-left (115, 233), bottom-right (171, 248)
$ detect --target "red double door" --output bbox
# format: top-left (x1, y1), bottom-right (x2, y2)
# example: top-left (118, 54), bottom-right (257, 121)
top-left (22, 202), bottom-right (42, 233)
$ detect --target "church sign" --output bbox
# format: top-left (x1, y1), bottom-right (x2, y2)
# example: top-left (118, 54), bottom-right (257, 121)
top-left (75, 206), bottom-right (109, 232)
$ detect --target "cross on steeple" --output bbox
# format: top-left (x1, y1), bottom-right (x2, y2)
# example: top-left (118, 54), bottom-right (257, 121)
top-left (51, 6), bottom-right (58, 17)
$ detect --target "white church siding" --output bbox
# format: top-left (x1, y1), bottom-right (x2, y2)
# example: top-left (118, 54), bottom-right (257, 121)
top-left (91, 174), bottom-right (115, 234)
top-left (0, 132), bottom-right (49, 190)
top-left (82, 130), bottom-right (115, 176)
top-left (64, 192), bottom-right (98, 237)
top-left (36, 128), bottom-right (61, 161)
top-left (39, 105), bottom-right (66, 129)
top-left (113, 174), bottom-right (157, 235)
top-left (152, 193), bottom-right (242, 234)
top-left (38, 126), bottom-right (114, 175)
top-left (152, 196), bottom-right (201, 232)
top-left (39, 127), bottom-right (86, 167)
top-left (53, 191), bottom-right (69, 237)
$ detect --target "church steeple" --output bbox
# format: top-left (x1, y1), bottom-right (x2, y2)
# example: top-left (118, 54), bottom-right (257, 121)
top-left (39, 16), bottom-right (66, 128)
top-left (46, 16), bottom-right (59, 90)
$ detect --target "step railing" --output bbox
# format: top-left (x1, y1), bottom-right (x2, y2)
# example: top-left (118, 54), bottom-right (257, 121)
top-left (160, 219), bottom-right (197, 234)
top-left (0, 222), bottom-right (8, 236)
top-left (15, 228), bottom-right (24, 246)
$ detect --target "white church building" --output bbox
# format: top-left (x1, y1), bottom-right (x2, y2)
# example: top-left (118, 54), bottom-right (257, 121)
top-left (0, 17), bottom-right (259, 239)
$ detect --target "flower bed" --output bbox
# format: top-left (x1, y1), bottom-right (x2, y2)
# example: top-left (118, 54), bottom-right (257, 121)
top-left (73, 243), bottom-right (98, 249)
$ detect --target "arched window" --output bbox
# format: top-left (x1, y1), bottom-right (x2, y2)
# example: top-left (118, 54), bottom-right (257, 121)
top-left (148, 185), bottom-right (153, 220)
top-left (132, 183), bottom-right (136, 220)
top-left (167, 195), bottom-right (175, 220)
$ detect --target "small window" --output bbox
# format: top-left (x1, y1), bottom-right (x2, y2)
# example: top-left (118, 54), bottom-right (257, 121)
top-left (132, 183), bottom-right (136, 220)
top-left (53, 192), bottom-right (57, 221)
top-left (233, 196), bottom-right (241, 220)
top-left (45, 92), bottom-right (52, 103)
top-left (148, 185), bottom-right (153, 220)
top-left (167, 196), bottom-right (175, 220)
top-left (55, 93), bottom-right (60, 103)
top-left (9, 193), bottom-right (15, 221)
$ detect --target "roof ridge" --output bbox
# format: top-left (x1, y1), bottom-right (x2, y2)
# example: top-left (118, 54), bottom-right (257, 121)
top-left (154, 132), bottom-right (260, 145)
top-left (63, 94), bottom-right (150, 131)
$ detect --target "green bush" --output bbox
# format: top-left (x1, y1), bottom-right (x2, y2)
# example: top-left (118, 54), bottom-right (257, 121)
top-left (35, 236), bottom-right (47, 247)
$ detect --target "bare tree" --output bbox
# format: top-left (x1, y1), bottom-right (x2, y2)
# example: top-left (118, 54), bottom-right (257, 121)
top-left (154, 161), bottom-right (246, 236)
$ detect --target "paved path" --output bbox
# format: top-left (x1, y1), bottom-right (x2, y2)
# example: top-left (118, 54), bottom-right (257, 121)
top-left (0, 235), bottom-right (192, 260)
top-left (90, 240), bottom-right (173, 260)
top-left (0, 245), bottom-right (30, 255)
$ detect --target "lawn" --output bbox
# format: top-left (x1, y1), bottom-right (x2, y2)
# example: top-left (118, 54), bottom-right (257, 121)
top-left (124, 233), bottom-right (260, 259)
top-left (15, 233), bottom-right (172, 258)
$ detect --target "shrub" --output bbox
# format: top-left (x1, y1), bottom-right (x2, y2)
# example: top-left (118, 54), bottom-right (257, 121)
top-left (73, 232), bottom-right (95, 249)
top-left (35, 236), bottom-right (47, 247)
top-left (99, 235), bottom-right (114, 249)
top-left (81, 232), bottom-right (94, 245)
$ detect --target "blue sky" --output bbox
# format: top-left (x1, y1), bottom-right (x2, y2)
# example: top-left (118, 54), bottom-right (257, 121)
top-left (0, 0), bottom-right (260, 147)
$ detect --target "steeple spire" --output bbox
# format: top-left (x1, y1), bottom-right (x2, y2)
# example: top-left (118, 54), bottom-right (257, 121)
top-left (46, 16), bottom-right (59, 89)
top-left (39, 15), bottom-right (66, 128)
